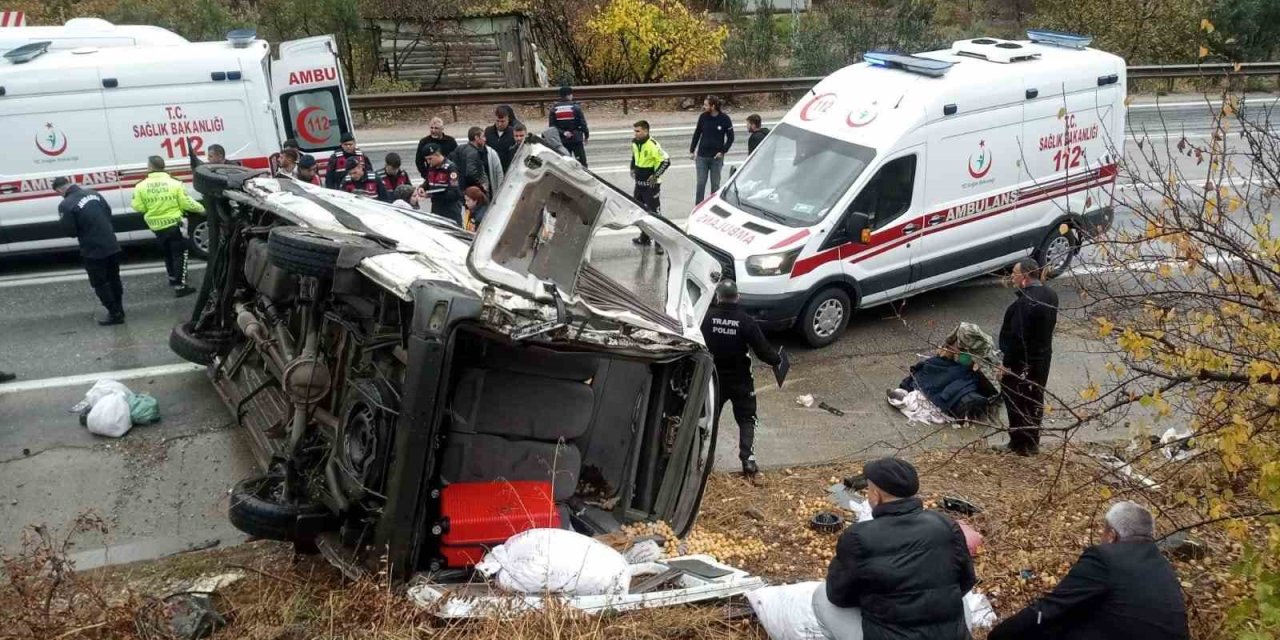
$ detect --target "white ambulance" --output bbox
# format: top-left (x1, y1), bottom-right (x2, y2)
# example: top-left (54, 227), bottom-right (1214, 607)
top-left (0, 19), bottom-right (353, 257)
top-left (688, 32), bottom-right (1125, 347)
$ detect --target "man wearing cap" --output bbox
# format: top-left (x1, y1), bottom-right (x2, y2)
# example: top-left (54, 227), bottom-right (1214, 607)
top-left (339, 162), bottom-right (391, 202)
top-left (55, 176), bottom-right (125, 325)
top-left (132, 155), bottom-right (204, 297)
top-left (549, 85), bottom-right (590, 166)
top-left (819, 457), bottom-right (976, 640)
top-left (701, 279), bottom-right (782, 477)
top-left (296, 154), bottom-right (322, 186)
top-left (421, 143), bottom-right (463, 224)
top-left (325, 132), bottom-right (366, 188)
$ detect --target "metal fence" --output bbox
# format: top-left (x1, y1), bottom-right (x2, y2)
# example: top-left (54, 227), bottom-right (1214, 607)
top-left (350, 62), bottom-right (1280, 118)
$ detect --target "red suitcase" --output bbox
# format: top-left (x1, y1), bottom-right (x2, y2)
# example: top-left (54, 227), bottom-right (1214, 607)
top-left (439, 480), bottom-right (561, 566)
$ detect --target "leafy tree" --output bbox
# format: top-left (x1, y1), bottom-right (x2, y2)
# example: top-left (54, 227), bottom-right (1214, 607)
top-left (792, 0), bottom-right (940, 77)
top-left (1036, 0), bottom-right (1209, 64)
top-left (1206, 0), bottom-right (1280, 61)
top-left (585, 0), bottom-right (728, 83)
top-left (1068, 91), bottom-right (1280, 637)
top-left (721, 0), bottom-right (784, 78)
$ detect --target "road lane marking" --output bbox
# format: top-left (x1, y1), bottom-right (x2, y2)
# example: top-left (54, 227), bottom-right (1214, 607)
top-left (0, 263), bottom-right (207, 289)
top-left (0, 362), bottom-right (205, 395)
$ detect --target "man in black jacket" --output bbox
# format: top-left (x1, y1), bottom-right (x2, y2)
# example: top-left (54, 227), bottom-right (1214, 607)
top-left (55, 177), bottom-right (125, 325)
top-left (325, 132), bottom-right (366, 188)
top-left (989, 501), bottom-right (1189, 640)
top-left (746, 113), bottom-right (770, 154)
top-left (701, 280), bottom-right (782, 476)
top-left (549, 85), bottom-right (590, 166)
top-left (690, 95), bottom-right (734, 202)
top-left (453, 127), bottom-right (491, 195)
top-left (821, 457), bottom-right (976, 640)
top-left (415, 117), bottom-right (458, 180)
top-left (998, 258), bottom-right (1059, 455)
top-left (485, 105), bottom-right (519, 172)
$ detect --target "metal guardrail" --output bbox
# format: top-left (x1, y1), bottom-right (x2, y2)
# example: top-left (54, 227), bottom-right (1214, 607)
top-left (350, 62), bottom-right (1280, 116)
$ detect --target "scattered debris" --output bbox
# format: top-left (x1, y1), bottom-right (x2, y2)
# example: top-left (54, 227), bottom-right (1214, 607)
top-left (1158, 531), bottom-right (1209, 560)
top-left (1160, 427), bottom-right (1197, 461)
top-left (1092, 453), bottom-right (1161, 490)
top-left (743, 507), bottom-right (767, 522)
top-left (134, 592), bottom-right (226, 640)
top-left (818, 402), bottom-right (845, 417)
top-left (808, 512), bottom-right (844, 534)
top-left (942, 496), bottom-right (983, 516)
top-left (795, 394), bottom-right (815, 408)
top-left (964, 591), bottom-right (997, 630)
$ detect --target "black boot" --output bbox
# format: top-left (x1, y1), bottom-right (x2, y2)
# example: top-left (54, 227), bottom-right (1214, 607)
top-left (174, 285), bottom-right (196, 298)
top-left (98, 312), bottom-right (125, 326)
top-left (742, 457), bottom-right (759, 477)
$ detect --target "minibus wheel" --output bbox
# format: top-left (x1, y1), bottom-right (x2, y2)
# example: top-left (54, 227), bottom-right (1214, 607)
top-left (1036, 224), bottom-right (1079, 279)
top-left (800, 288), bottom-right (852, 348)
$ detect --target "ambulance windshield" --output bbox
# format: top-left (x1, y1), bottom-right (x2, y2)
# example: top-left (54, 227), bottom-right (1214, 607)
top-left (724, 123), bottom-right (875, 226)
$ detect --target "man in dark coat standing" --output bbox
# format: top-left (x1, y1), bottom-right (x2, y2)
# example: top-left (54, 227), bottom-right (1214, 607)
top-left (485, 105), bottom-right (520, 172)
top-left (549, 85), bottom-right (590, 166)
top-left (820, 457), bottom-right (976, 640)
top-left (998, 258), bottom-right (1059, 455)
top-left (55, 177), bottom-right (125, 325)
top-left (989, 501), bottom-right (1190, 640)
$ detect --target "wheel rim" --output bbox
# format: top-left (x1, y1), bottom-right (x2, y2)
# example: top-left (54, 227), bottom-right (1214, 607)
top-left (192, 221), bottom-right (209, 253)
top-left (1044, 235), bottom-right (1072, 272)
top-left (812, 298), bottom-right (845, 338)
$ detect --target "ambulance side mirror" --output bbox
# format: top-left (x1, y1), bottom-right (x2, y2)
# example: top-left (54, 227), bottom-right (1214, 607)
top-left (846, 212), bottom-right (872, 244)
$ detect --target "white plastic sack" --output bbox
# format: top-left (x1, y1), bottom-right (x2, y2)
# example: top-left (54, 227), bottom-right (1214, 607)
top-left (964, 591), bottom-right (997, 630)
top-left (71, 379), bottom-right (133, 413)
top-left (86, 391), bottom-right (132, 438)
top-left (476, 528), bottom-right (630, 596)
top-left (847, 497), bottom-right (873, 523)
top-left (622, 539), bottom-right (663, 565)
top-left (748, 582), bottom-right (828, 640)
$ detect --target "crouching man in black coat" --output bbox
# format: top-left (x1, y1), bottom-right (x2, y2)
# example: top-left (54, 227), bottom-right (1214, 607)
top-left (989, 501), bottom-right (1189, 640)
top-left (818, 457), bottom-right (976, 640)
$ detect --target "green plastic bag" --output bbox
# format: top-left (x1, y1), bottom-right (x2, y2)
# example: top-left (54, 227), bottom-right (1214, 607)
top-left (128, 393), bottom-right (161, 425)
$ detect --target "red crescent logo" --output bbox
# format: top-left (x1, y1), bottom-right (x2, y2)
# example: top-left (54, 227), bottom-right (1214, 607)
top-left (967, 142), bottom-right (992, 179)
top-left (800, 92), bottom-right (837, 121)
top-left (35, 129), bottom-right (68, 157)
top-left (295, 106), bottom-right (330, 145)
top-left (846, 108), bottom-right (877, 128)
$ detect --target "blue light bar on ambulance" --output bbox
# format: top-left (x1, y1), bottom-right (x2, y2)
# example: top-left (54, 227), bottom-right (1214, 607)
top-left (862, 51), bottom-right (954, 77)
top-left (1026, 30), bottom-right (1093, 50)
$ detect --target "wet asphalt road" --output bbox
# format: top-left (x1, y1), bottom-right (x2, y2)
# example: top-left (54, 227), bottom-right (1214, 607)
top-left (0, 97), bottom-right (1273, 567)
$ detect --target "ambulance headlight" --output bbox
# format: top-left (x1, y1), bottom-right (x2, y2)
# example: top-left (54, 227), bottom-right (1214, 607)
top-left (746, 248), bottom-right (801, 276)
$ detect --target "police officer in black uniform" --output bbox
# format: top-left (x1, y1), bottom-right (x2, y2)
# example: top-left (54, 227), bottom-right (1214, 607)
top-left (701, 279), bottom-right (782, 477)
top-left (421, 144), bottom-right (464, 225)
top-left (549, 85), bottom-right (590, 166)
top-left (55, 176), bottom-right (126, 325)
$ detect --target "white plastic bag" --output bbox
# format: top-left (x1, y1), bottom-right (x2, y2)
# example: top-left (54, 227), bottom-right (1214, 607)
top-left (476, 528), bottom-right (630, 596)
top-left (86, 391), bottom-right (132, 438)
top-left (964, 591), bottom-right (997, 630)
top-left (747, 582), bottom-right (829, 640)
top-left (622, 539), bottom-right (663, 565)
top-left (71, 379), bottom-right (134, 414)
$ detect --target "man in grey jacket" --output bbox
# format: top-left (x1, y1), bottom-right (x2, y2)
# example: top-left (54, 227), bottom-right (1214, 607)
top-left (453, 127), bottom-right (506, 197)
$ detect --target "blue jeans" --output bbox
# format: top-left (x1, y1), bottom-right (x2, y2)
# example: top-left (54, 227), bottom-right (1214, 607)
top-left (695, 155), bottom-right (724, 203)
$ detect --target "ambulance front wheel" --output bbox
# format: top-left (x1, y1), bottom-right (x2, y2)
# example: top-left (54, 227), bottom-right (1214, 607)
top-left (800, 288), bottom-right (852, 348)
top-left (1035, 224), bottom-right (1079, 279)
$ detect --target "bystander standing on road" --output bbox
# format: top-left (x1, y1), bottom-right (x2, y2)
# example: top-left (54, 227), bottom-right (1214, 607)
top-left (422, 144), bottom-right (463, 224)
top-left (464, 186), bottom-right (489, 231)
top-left (702, 279), bottom-right (782, 477)
top-left (275, 149), bottom-right (299, 178)
top-left (628, 120), bottom-right (671, 254)
top-left (512, 123), bottom-right (528, 153)
top-left (455, 127), bottom-right (504, 196)
top-left (746, 113), bottom-right (770, 154)
top-left (131, 156), bottom-right (203, 297)
top-left (549, 85), bottom-right (590, 166)
top-left (989, 501), bottom-right (1190, 640)
top-left (486, 105), bottom-right (520, 172)
top-left (378, 152), bottom-right (413, 193)
top-left (55, 177), bottom-right (125, 325)
top-left (415, 117), bottom-right (458, 181)
top-left (325, 133), bottom-right (366, 188)
top-left (207, 144), bottom-right (242, 166)
top-left (998, 258), bottom-right (1058, 456)
top-left (690, 95), bottom-right (734, 202)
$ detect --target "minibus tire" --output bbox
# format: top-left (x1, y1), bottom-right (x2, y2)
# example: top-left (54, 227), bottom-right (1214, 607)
top-left (228, 474), bottom-right (330, 543)
top-left (1035, 224), bottom-right (1079, 279)
top-left (268, 227), bottom-right (340, 278)
top-left (193, 164), bottom-right (258, 196)
top-left (169, 321), bottom-right (228, 366)
top-left (800, 288), bottom-right (852, 348)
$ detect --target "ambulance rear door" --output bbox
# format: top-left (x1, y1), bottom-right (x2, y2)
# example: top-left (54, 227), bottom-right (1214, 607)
top-left (271, 36), bottom-right (352, 157)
